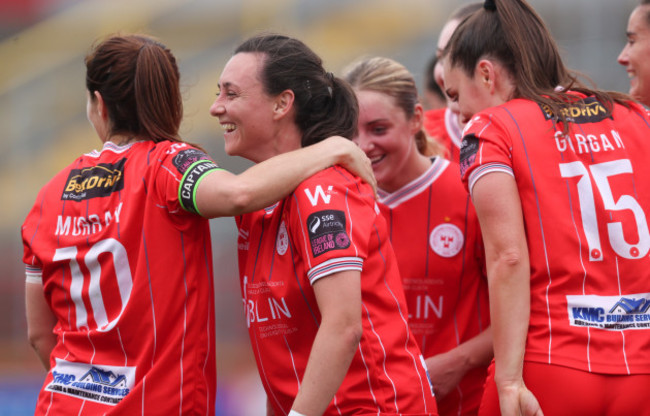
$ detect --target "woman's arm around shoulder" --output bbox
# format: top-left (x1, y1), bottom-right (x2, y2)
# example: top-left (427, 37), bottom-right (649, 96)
top-left (195, 137), bottom-right (375, 218)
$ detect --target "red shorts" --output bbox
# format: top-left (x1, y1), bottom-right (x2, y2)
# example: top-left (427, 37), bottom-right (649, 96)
top-left (479, 360), bottom-right (650, 415)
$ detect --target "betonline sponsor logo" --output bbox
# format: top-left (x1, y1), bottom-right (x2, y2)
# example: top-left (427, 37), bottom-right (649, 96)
top-left (567, 293), bottom-right (650, 330)
top-left (62, 159), bottom-right (126, 201)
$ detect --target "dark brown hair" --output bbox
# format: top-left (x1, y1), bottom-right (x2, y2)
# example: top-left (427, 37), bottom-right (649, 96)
top-left (85, 34), bottom-right (183, 143)
top-left (234, 33), bottom-right (358, 147)
top-left (445, 0), bottom-right (630, 131)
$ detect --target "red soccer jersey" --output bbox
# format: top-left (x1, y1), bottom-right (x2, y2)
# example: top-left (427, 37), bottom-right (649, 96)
top-left (378, 157), bottom-right (489, 416)
top-left (236, 165), bottom-right (437, 416)
top-left (461, 95), bottom-right (650, 375)
top-left (22, 140), bottom-right (219, 415)
top-left (424, 108), bottom-right (463, 164)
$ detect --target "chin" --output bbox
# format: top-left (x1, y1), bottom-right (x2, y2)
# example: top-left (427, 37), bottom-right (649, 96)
top-left (223, 139), bottom-right (239, 157)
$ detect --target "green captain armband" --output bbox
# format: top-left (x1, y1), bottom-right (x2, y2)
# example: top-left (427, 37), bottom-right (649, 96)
top-left (178, 160), bottom-right (222, 216)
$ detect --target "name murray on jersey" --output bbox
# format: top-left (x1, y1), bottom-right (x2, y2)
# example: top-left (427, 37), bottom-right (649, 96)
top-left (55, 203), bottom-right (123, 236)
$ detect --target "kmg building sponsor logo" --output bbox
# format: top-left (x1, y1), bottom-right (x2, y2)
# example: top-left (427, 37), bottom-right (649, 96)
top-left (46, 359), bottom-right (135, 405)
top-left (567, 293), bottom-right (650, 330)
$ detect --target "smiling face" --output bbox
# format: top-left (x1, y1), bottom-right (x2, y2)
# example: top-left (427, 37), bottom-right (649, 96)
top-left (352, 89), bottom-right (426, 192)
top-left (618, 5), bottom-right (650, 106)
top-left (209, 52), bottom-right (278, 162)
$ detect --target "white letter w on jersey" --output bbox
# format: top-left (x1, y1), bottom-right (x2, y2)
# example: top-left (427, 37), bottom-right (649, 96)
top-left (304, 185), bottom-right (333, 206)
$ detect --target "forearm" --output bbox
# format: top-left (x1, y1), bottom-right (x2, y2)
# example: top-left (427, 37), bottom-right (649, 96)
top-left (26, 282), bottom-right (57, 370)
top-left (488, 257), bottom-right (530, 387)
top-left (197, 137), bottom-right (372, 218)
top-left (31, 334), bottom-right (56, 370)
top-left (436, 326), bottom-right (493, 371)
top-left (470, 172), bottom-right (530, 388)
top-left (292, 270), bottom-right (362, 415)
top-left (291, 321), bottom-right (361, 415)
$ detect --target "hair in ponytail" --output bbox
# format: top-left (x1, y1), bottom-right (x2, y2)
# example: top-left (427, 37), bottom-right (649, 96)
top-left (445, 0), bottom-right (630, 130)
top-left (85, 34), bottom-right (183, 143)
top-left (235, 33), bottom-right (358, 147)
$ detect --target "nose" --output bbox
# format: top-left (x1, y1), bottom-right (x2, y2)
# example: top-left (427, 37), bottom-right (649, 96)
top-left (617, 45), bottom-right (629, 66)
top-left (209, 98), bottom-right (224, 117)
top-left (353, 134), bottom-right (374, 155)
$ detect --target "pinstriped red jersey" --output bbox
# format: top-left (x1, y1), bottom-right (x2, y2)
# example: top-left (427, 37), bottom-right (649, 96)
top-left (460, 95), bottom-right (650, 375)
top-left (21, 140), bottom-right (218, 415)
top-left (378, 157), bottom-right (489, 416)
top-left (236, 165), bottom-right (437, 415)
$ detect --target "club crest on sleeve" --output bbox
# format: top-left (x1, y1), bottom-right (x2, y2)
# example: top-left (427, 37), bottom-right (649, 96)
top-left (276, 221), bottom-right (289, 255)
top-left (429, 223), bottom-right (464, 258)
top-left (306, 210), bottom-right (350, 257)
top-left (172, 149), bottom-right (215, 174)
top-left (459, 134), bottom-right (479, 178)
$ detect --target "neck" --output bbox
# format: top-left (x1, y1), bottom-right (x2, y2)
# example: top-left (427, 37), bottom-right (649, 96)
top-left (252, 124), bottom-right (302, 162)
top-left (105, 134), bottom-right (135, 146)
top-left (379, 146), bottom-right (432, 193)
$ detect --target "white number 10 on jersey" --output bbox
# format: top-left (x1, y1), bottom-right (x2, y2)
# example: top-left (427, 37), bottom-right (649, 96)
top-left (53, 238), bottom-right (133, 332)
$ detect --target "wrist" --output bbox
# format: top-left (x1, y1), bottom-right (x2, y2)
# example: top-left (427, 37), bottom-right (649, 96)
top-left (321, 136), bottom-right (348, 166)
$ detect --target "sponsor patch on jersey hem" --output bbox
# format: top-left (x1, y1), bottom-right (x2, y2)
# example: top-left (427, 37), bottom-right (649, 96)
top-left (45, 358), bottom-right (135, 406)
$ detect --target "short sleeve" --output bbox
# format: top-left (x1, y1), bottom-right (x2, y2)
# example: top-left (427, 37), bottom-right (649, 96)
top-left (460, 112), bottom-right (515, 196)
top-left (22, 195), bottom-right (44, 283)
top-left (155, 144), bottom-right (221, 217)
top-left (288, 167), bottom-right (376, 285)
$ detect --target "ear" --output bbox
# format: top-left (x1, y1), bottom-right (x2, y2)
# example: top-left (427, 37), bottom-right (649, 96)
top-left (476, 59), bottom-right (497, 94)
top-left (272, 89), bottom-right (295, 120)
top-left (410, 103), bottom-right (424, 135)
top-left (93, 90), bottom-right (109, 120)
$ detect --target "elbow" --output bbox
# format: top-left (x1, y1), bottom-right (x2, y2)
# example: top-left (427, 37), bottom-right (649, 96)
top-left (341, 321), bottom-right (363, 350)
top-left (489, 248), bottom-right (528, 281)
top-left (27, 327), bottom-right (49, 352)
top-left (228, 188), bottom-right (255, 216)
top-left (498, 248), bottom-right (525, 267)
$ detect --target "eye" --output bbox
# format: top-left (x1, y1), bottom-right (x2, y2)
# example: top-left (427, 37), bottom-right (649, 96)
top-left (371, 125), bottom-right (388, 135)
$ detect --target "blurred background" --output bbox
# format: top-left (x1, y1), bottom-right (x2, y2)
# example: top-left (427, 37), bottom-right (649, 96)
top-left (0, 0), bottom-right (637, 414)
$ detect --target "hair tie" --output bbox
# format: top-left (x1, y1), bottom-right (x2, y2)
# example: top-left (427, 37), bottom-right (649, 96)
top-left (484, 0), bottom-right (496, 11)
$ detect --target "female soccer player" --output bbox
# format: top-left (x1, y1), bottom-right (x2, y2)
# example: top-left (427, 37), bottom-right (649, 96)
top-left (423, 2), bottom-right (482, 162)
top-left (22, 34), bottom-right (374, 415)
top-left (444, 0), bottom-right (650, 414)
top-left (344, 56), bottom-right (491, 416)
top-left (210, 34), bottom-right (437, 416)
top-left (618, 0), bottom-right (650, 107)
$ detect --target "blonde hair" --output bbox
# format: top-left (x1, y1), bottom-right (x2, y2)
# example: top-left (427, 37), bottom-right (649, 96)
top-left (343, 56), bottom-right (444, 157)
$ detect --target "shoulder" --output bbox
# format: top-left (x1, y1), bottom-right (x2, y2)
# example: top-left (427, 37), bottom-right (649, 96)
top-left (297, 165), bottom-right (361, 190)
top-left (293, 166), bottom-right (373, 208)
